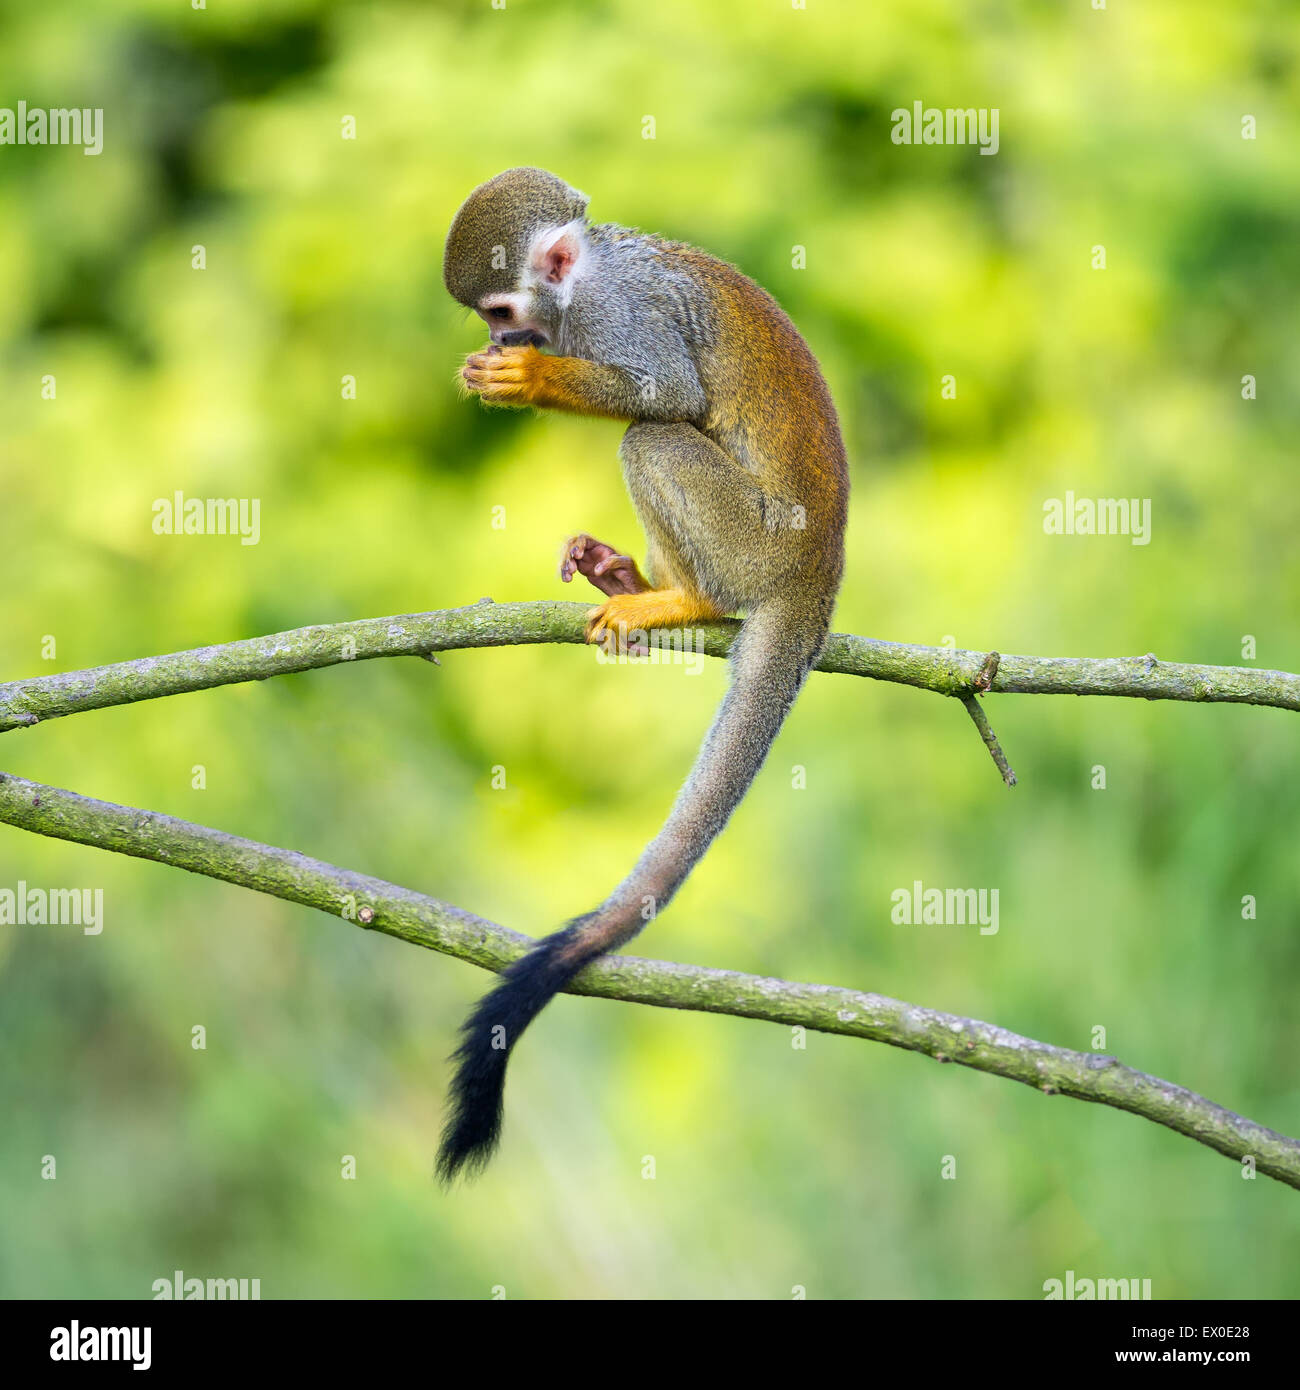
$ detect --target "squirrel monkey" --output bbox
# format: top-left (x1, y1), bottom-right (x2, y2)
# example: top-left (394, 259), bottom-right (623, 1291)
top-left (439, 167), bottom-right (848, 1180)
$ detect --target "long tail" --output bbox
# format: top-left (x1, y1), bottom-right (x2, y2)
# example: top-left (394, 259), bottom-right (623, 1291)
top-left (435, 593), bottom-right (831, 1182)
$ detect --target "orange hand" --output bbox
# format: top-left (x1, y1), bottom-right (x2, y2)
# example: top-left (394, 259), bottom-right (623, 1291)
top-left (462, 350), bottom-right (637, 419)
top-left (461, 344), bottom-right (546, 407)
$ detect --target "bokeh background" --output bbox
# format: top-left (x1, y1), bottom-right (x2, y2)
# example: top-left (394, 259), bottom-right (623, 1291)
top-left (1, 0), bottom-right (1298, 1299)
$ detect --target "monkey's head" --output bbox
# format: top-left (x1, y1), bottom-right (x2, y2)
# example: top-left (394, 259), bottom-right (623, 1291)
top-left (444, 167), bottom-right (590, 349)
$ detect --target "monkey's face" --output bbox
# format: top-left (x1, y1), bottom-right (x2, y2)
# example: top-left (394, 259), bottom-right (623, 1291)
top-left (443, 167), bottom-right (591, 348)
top-left (470, 222), bottom-right (586, 349)
top-left (474, 290), bottom-right (551, 350)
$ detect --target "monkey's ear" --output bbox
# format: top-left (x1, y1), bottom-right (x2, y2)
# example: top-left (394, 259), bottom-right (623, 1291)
top-left (534, 224), bottom-right (584, 285)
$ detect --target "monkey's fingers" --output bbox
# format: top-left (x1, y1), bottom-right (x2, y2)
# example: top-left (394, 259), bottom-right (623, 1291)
top-left (584, 604), bottom-right (650, 658)
top-left (463, 350), bottom-right (508, 373)
top-left (592, 556), bottom-right (648, 597)
top-left (462, 346), bottom-right (539, 405)
top-left (462, 371), bottom-right (529, 405)
top-left (559, 532), bottom-right (593, 582)
top-left (462, 362), bottom-right (529, 385)
top-left (560, 534), bottom-right (649, 594)
top-left (585, 606), bottom-right (621, 654)
top-left (464, 345), bottom-right (535, 369)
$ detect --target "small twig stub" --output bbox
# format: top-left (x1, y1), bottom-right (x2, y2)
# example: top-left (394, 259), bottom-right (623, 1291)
top-left (960, 691), bottom-right (1018, 787)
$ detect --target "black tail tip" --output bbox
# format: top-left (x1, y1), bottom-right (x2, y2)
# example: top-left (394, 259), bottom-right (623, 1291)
top-left (435, 922), bottom-right (593, 1185)
top-left (435, 1041), bottom-right (509, 1185)
top-left (436, 1116), bottom-right (501, 1186)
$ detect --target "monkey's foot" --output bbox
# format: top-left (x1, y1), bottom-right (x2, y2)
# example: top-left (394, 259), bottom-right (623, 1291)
top-left (559, 534), bottom-right (650, 597)
top-left (461, 344), bottom-right (543, 407)
top-left (586, 588), bottom-right (723, 655)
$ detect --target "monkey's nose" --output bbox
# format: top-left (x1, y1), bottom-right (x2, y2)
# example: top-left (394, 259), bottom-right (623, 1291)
top-left (500, 329), bottom-right (548, 349)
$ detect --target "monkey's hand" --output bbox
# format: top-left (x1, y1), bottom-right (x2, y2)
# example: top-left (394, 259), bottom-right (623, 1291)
top-left (462, 349), bottom-right (656, 420)
top-left (559, 534), bottom-right (651, 597)
top-left (461, 344), bottom-right (545, 407)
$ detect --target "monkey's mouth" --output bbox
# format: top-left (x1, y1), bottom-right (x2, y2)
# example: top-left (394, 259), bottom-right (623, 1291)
top-left (497, 329), bottom-right (549, 349)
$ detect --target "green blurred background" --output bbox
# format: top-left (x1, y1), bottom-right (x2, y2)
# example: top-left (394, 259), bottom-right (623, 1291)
top-left (1, 0), bottom-right (1298, 1298)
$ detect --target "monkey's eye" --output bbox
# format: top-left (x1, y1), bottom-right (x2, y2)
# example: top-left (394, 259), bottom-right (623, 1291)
top-left (487, 306), bottom-right (512, 321)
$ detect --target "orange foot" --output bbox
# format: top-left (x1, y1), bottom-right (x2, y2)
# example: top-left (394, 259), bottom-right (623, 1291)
top-left (586, 588), bottom-right (723, 654)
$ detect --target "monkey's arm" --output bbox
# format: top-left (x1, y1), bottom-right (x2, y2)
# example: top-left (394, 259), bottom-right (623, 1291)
top-left (463, 345), bottom-right (705, 422)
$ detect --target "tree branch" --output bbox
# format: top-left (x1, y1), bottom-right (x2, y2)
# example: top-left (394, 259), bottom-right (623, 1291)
top-left (2, 603), bottom-right (1297, 1187)
top-left (2, 600), bottom-right (1298, 735)
top-left (0, 768), bottom-right (1296, 1189)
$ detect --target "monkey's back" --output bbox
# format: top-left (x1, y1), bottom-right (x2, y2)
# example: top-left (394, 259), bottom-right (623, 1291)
top-left (659, 239), bottom-right (849, 557)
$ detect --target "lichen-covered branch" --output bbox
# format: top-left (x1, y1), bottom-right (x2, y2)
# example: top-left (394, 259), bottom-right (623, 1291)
top-left (0, 768), bottom-right (1296, 1190)
top-left (2, 607), bottom-right (1295, 1183)
top-left (2, 599), bottom-right (1297, 733)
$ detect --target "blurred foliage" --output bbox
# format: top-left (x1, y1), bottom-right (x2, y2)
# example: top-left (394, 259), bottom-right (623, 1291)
top-left (1, 0), bottom-right (1299, 1298)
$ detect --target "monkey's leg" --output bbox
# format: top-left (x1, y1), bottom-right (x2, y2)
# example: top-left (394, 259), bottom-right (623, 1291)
top-left (618, 422), bottom-right (792, 605)
top-left (586, 424), bottom-right (795, 651)
top-left (558, 533), bottom-right (650, 597)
